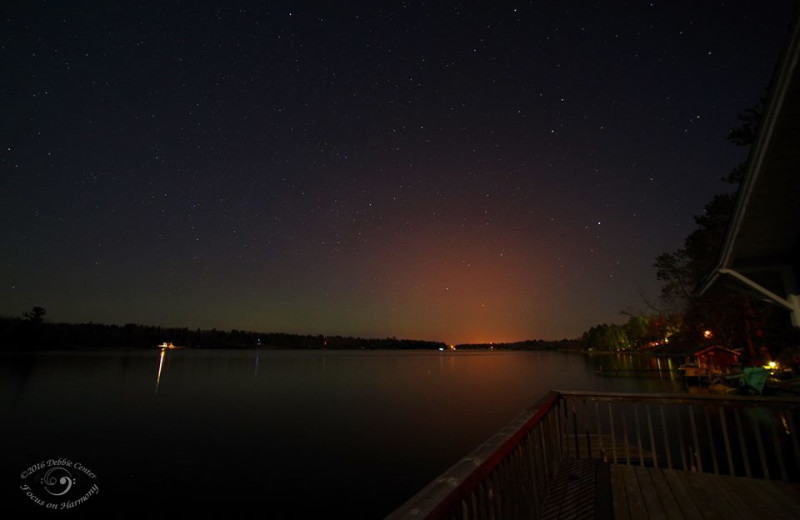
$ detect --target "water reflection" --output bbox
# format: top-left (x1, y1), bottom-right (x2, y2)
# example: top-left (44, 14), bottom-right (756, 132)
top-left (154, 348), bottom-right (166, 394)
top-left (3, 349), bottom-right (703, 518)
top-left (587, 352), bottom-right (686, 385)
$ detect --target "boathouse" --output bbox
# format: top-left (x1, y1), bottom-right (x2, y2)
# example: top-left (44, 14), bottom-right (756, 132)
top-left (691, 345), bottom-right (742, 374)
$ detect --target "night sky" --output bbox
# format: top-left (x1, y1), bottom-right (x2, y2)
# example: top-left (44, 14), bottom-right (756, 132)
top-left (2, 1), bottom-right (798, 345)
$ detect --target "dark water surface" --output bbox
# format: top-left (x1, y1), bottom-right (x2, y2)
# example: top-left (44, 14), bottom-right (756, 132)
top-left (1, 349), bottom-right (687, 518)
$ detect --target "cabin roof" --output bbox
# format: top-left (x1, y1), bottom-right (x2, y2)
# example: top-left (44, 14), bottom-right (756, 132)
top-left (697, 13), bottom-right (800, 325)
top-left (692, 345), bottom-right (742, 357)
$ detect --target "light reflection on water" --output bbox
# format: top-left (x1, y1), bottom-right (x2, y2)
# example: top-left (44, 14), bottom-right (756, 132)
top-left (1, 349), bottom-right (689, 518)
top-left (154, 348), bottom-right (166, 394)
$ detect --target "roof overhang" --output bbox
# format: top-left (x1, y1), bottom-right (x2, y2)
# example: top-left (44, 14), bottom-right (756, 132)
top-left (693, 345), bottom-right (742, 358)
top-left (696, 13), bottom-right (800, 326)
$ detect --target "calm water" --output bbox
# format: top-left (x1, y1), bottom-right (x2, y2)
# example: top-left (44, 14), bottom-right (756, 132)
top-left (1, 349), bottom-right (688, 518)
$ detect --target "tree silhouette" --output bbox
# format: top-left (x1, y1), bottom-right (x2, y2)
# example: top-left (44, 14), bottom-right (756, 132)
top-left (653, 102), bottom-right (758, 311)
top-left (652, 101), bottom-right (786, 359)
top-left (23, 306), bottom-right (46, 324)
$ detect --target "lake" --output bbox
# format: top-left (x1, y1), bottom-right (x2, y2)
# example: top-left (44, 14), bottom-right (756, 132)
top-left (1, 349), bottom-right (690, 518)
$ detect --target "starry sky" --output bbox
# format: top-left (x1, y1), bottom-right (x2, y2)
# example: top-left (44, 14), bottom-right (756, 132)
top-left (2, 1), bottom-right (798, 345)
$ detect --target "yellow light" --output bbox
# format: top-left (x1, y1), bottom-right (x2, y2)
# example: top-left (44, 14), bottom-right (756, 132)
top-left (703, 330), bottom-right (713, 339)
top-left (765, 361), bottom-right (779, 370)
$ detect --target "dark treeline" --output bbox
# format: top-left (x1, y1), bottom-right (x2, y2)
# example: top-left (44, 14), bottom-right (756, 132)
top-left (575, 102), bottom-right (800, 365)
top-left (1, 313), bottom-right (581, 352)
top-left (0, 316), bottom-right (447, 351)
top-left (455, 339), bottom-right (581, 351)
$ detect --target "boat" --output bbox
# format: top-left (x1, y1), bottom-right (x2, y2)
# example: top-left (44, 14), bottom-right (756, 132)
top-left (738, 366), bottom-right (769, 395)
top-left (157, 342), bottom-right (184, 350)
top-left (708, 377), bottom-right (738, 395)
top-left (678, 362), bottom-right (708, 379)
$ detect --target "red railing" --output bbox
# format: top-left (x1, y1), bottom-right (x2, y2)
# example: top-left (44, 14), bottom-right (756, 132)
top-left (385, 391), bottom-right (800, 520)
top-left (386, 391), bottom-right (563, 520)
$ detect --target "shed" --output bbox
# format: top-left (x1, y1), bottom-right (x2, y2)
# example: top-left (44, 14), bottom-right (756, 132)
top-left (693, 345), bottom-right (742, 373)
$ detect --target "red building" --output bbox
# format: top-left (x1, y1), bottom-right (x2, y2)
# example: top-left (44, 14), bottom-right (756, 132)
top-left (693, 345), bottom-right (742, 374)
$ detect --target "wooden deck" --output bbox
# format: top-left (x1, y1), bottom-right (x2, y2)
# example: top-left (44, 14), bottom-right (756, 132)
top-left (541, 459), bottom-right (800, 520)
top-left (611, 464), bottom-right (800, 520)
top-left (385, 392), bottom-right (800, 520)
top-left (542, 458), bottom-right (613, 520)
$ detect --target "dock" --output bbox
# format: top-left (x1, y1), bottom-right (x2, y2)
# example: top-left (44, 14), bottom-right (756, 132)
top-left (385, 391), bottom-right (800, 520)
top-left (539, 457), bottom-right (799, 520)
top-left (596, 367), bottom-right (678, 377)
top-left (611, 464), bottom-right (799, 520)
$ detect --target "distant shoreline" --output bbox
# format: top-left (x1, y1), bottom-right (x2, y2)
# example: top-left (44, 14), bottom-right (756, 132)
top-left (0, 317), bottom-right (577, 352)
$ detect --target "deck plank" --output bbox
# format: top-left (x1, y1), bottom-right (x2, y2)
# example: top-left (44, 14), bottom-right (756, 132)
top-left (661, 469), bottom-right (704, 520)
top-left (747, 478), bottom-right (800, 519)
top-left (666, 469), bottom-right (727, 520)
top-left (542, 457), bottom-right (612, 520)
top-left (644, 465), bottom-right (685, 520)
top-left (610, 465), bottom-right (631, 520)
top-left (704, 473), bottom-right (774, 520)
top-left (619, 465), bottom-right (648, 519)
top-left (547, 462), bottom-right (800, 520)
top-left (687, 472), bottom-right (755, 520)
top-left (610, 465), bottom-right (800, 520)
top-left (633, 465), bottom-right (667, 520)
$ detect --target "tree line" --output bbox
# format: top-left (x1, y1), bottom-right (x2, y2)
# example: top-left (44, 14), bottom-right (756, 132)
top-left (0, 313), bottom-right (447, 351)
top-left (455, 339), bottom-right (581, 351)
top-left (3, 310), bottom-right (582, 352)
top-left (581, 102), bottom-right (800, 366)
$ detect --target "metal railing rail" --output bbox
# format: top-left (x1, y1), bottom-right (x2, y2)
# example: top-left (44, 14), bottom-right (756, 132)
top-left (385, 391), bottom-right (800, 520)
top-left (385, 391), bottom-right (563, 520)
top-left (558, 391), bottom-right (800, 481)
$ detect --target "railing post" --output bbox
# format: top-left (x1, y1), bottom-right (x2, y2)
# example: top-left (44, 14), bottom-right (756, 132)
top-left (689, 406), bottom-right (702, 473)
top-left (572, 400), bottom-right (580, 459)
top-left (719, 407), bottom-right (735, 476)
top-left (595, 400), bottom-right (606, 463)
top-left (660, 404), bottom-right (672, 470)
top-left (634, 403), bottom-right (644, 467)
top-left (750, 412), bottom-right (770, 479)
top-left (556, 395), bottom-right (565, 460)
top-left (646, 404), bottom-right (657, 469)
top-left (735, 408), bottom-right (752, 478)
top-left (704, 406), bottom-right (719, 475)
top-left (788, 414), bottom-right (800, 478)
top-left (609, 402), bottom-right (618, 464)
top-left (677, 409), bottom-right (688, 471)
top-left (560, 396), bottom-right (568, 458)
top-left (772, 416), bottom-right (788, 482)
top-left (622, 408), bottom-right (631, 465)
